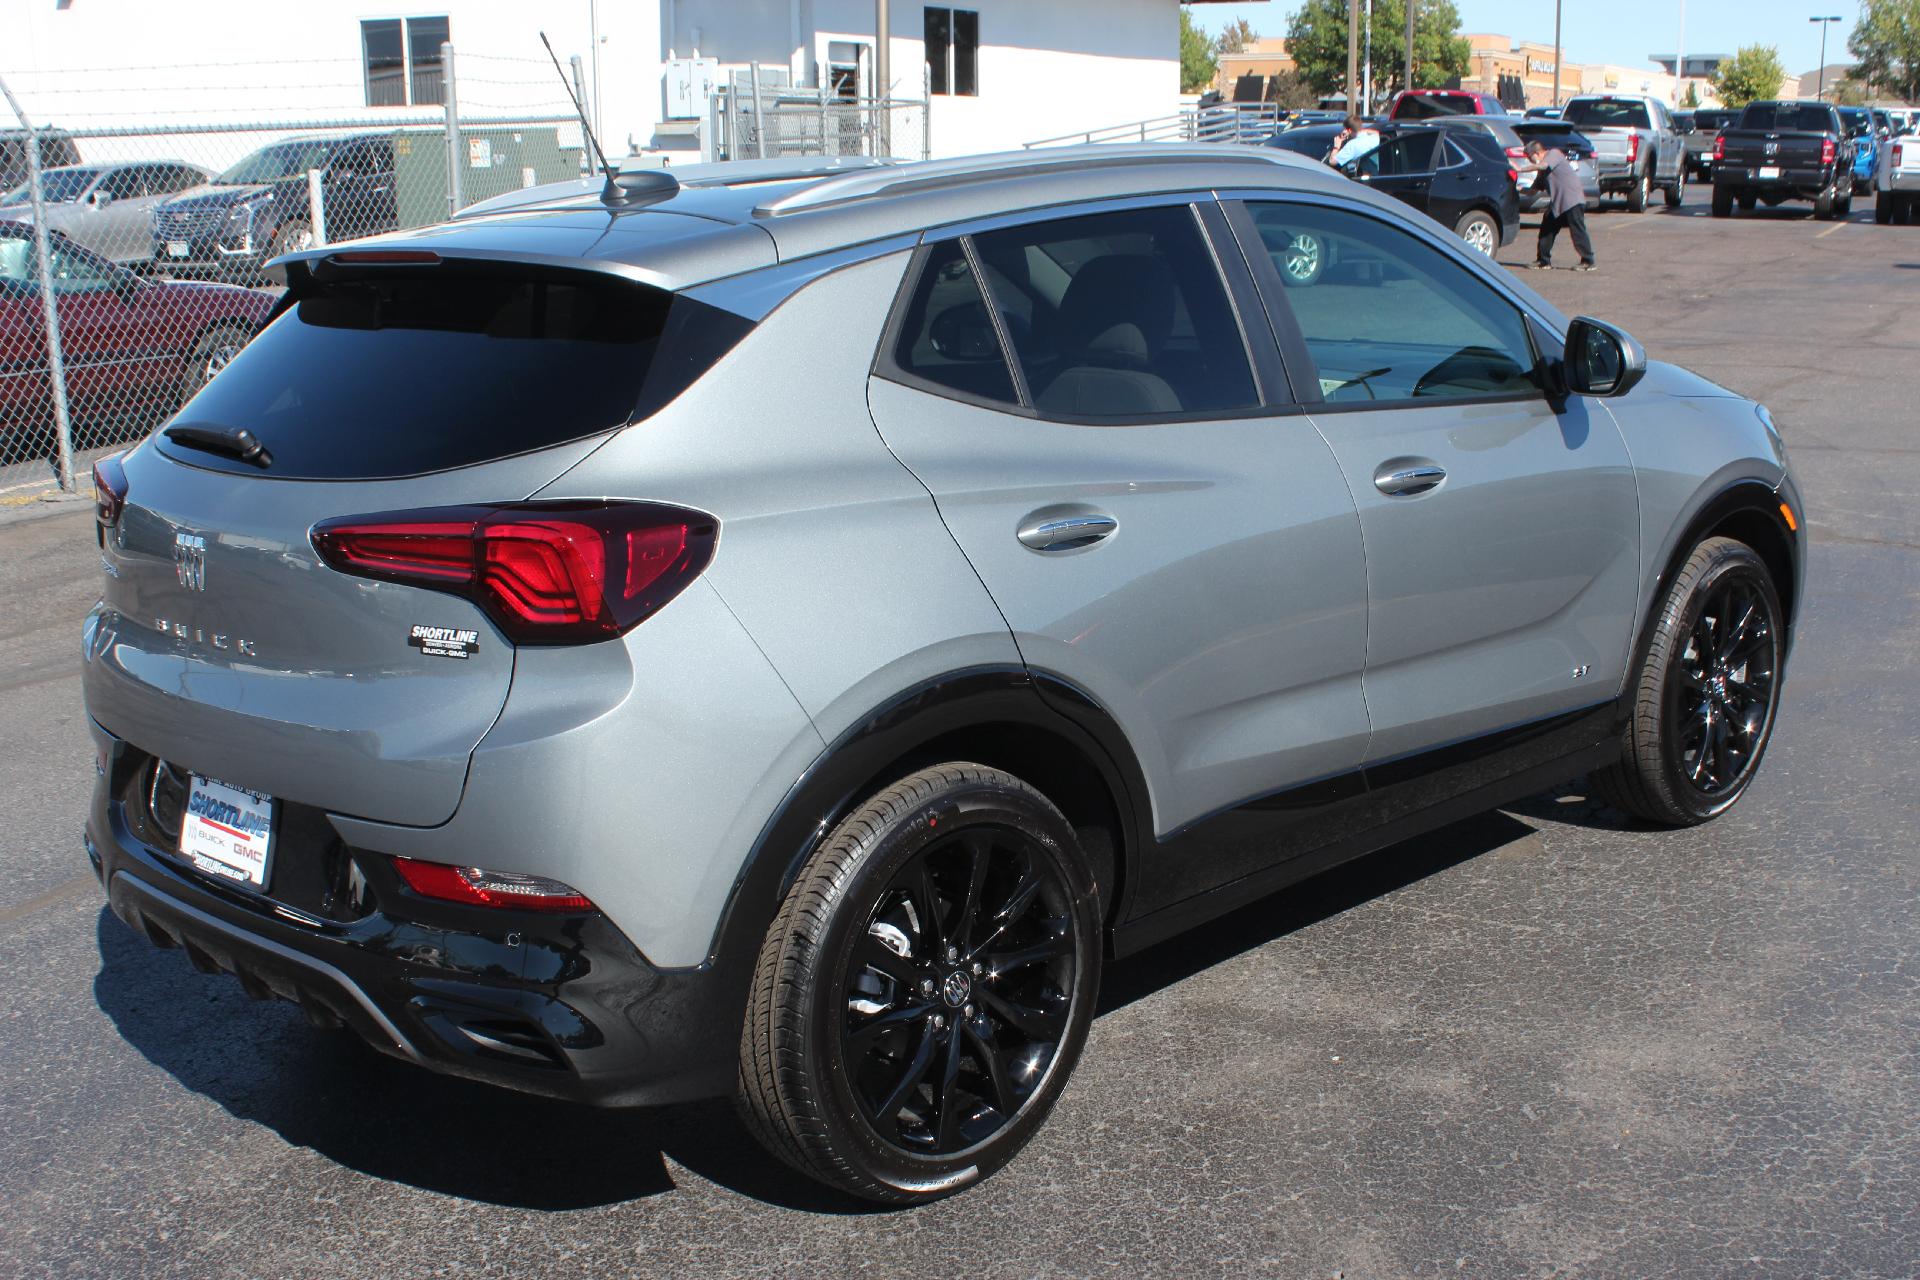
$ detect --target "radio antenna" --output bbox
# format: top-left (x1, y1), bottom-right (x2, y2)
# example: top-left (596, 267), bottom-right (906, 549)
top-left (539, 31), bottom-right (615, 181)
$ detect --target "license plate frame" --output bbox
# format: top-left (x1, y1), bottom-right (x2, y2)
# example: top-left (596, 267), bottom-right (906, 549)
top-left (179, 774), bottom-right (275, 889)
top-left (1758, 165), bottom-right (1781, 181)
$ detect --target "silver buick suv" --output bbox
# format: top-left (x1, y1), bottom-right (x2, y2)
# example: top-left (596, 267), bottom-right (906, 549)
top-left (80, 146), bottom-right (1805, 1203)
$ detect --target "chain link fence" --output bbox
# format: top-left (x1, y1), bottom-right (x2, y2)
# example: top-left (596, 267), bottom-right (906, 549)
top-left (0, 52), bottom-right (587, 498)
top-left (710, 69), bottom-right (929, 164)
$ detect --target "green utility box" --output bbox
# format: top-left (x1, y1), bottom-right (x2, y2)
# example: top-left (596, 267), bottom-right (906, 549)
top-left (393, 123), bottom-right (587, 228)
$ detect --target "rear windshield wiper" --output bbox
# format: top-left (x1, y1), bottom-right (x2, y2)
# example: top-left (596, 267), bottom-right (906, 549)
top-left (164, 424), bottom-right (273, 469)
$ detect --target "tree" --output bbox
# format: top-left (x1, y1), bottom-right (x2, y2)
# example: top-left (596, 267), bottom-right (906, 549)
top-left (1830, 76), bottom-right (1870, 105)
top-left (1266, 68), bottom-right (1320, 108)
top-left (1283, 0), bottom-right (1472, 100)
top-left (1849, 0), bottom-right (1920, 104)
top-left (1180, 8), bottom-right (1218, 93)
top-left (1682, 81), bottom-right (1700, 108)
top-left (1712, 44), bottom-right (1788, 108)
top-left (1213, 16), bottom-right (1259, 59)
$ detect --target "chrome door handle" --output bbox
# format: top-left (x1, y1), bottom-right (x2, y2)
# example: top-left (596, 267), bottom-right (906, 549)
top-left (1373, 464), bottom-right (1446, 497)
top-left (1017, 513), bottom-right (1117, 552)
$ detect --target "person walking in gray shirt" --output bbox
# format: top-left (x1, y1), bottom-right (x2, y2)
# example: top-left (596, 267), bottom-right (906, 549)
top-left (1523, 140), bottom-right (1595, 271)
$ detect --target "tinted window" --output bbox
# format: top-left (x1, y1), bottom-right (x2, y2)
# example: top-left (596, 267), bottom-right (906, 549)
top-left (1738, 102), bottom-right (1836, 133)
top-left (969, 205), bottom-right (1258, 418)
top-left (1563, 99), bottom-right (1652, 129)
top-left (47, 240), bottom-right (119, 293)
top-left (1353, 132), bottom-right (1440, 176)
top-left (889, 239), bottom-right (1017, 405)
top-left (100, 168), bottom-right (145, 200)
top-left (2, 167), bottom-right (101, 205)
top-left (1246, 202), bottom-right (1539, 404)
top-left (1398, 94), bottom-right (1479, 118)
top-left (1268, 126), bottom-right (1339, 157)
top-left (1838, 108), bottom-right (1871, 137)
top-left (161, 267), bottom-right (751, 479)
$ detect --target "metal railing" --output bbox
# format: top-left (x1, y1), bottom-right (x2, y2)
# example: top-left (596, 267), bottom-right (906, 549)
top-left (710, 83), bottom-right (931, 164)
top-left (1024, 102), bottom-right (1284, 149)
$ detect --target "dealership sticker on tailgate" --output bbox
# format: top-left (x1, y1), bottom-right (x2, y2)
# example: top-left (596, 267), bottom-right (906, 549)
top-left (408, 624), bottom-right (480, 660)
top-left (179, 775), bottom-right (274, 888)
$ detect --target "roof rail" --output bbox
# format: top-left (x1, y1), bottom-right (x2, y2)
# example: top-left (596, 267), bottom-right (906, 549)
top-left (753, 144), bottom-right (1298, 218)
top-left (676, 154), bottom-right (901, 188)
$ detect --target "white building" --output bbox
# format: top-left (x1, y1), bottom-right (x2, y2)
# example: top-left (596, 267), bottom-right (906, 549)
top-left (4, 0), bottom-right (1224, 162)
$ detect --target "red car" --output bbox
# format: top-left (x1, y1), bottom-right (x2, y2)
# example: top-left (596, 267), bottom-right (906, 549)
top-left (1388, 89), bottom-right (1507, 120)
top-left (1, 222), bottom-right (272, 464)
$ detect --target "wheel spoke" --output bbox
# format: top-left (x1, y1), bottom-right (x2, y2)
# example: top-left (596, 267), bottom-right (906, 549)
top-left (847, 1000), bottom-right (933, 1059)
top-left (1717, 595), bottom-right (1760, 663)
top-left (857, 933), bottom-right (921, 988)
top-left (911, 860), bottom-right (947, 958)
top-left (932, 1022), bottom-right (967, 1149)
top-left (868, 1019), bottom-right (940, 1125)
top-left (980, 987), bottom-right (1066, 1043)
top-left (963, 1018), bottom-right (1020, 1117)
top-left (955, 831), bottom-right (993, 953)
top-left (983, 926), bottom-right (1071, 978)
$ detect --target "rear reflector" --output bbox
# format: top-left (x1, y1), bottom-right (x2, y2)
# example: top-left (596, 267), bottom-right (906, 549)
top-left (311, 501), bottom-right (716, 644)
top-left (392, 857), bottom-right (594, 913)
top-left (1627, 133), bottom-right (1640, 164)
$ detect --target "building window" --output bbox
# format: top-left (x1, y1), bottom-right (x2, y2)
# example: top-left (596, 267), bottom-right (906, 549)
top-left (362, 16), bottom-right (450, 107)
top-left (924, 7), bottom-right (979, 97)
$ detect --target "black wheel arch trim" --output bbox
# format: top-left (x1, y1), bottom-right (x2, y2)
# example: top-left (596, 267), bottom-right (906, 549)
top-left (1635, 478), bottom-right (1803, 679)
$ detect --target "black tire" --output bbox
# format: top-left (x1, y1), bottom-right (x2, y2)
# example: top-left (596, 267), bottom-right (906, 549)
top-left (1454, 209), bottom-right (1499, 256)
top-left (1664, 163), bottom-right (1686, 209)
top-left (1878, 191), bottom-right (1896, 224)
top-left (736, 763), bottom-right (1103, 1204)
top-left (1626, 165), bottom-right (1651, 212)
top-left (1739, 193), bottom-right (1757, 211)
top-left (1711, 184), bottom-right (1734, 218)
top-left (1814, 190), bottom-right (1836, 220)
top-left (179, 321), bottom-right (251, 403)
top-left (1836, 192), bottom-right (1853, 219)
top-left (1592, 537), bottom-right (1785, 827)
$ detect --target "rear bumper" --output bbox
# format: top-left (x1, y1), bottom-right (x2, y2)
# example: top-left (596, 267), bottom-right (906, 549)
top-left (1716, 168), bottom-right (1840, 201)
top-left (85, 726), bottom-right (742, 1108)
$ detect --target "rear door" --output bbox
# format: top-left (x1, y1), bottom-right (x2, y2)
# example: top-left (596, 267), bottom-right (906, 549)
top-left (865, 198), bottom-right (1371, 876)
top-left (1235, 196), bottom-right (1640, 765)
top-left (1349, 131), bottom-right (1442, 216)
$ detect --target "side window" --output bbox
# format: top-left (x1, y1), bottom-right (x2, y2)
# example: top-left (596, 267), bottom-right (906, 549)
top-left (969, 204), bottom-right (1258, 418)
top-left (47, 241), bottom-right (120, 293)
top-left (1245, 201), bottom-right (1540, 404)
top-left (888, 239), bottom-right (1019, 406)
top-left (100, 168), bottom-right (145, 200)
top-left (333, 142), bottom-right (375, 179)
top-left (168, 166), bottom-right (208, 194)
top-left (1356, 132), bottom-right (1439, 176)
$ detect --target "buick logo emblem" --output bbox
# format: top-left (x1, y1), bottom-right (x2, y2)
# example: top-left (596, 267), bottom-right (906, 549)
top-left (174, 532), bottom-right (207, 592)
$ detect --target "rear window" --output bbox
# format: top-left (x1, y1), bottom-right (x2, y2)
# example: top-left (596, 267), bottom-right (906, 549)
top-left (1396, 94), bottom-right (1479, 119)
top-left (160, 265), bottom-right (750, 479)
top-left (1562, 99), bottom-right (1652, 130)
top-left (1738, 103), bottom-right (1836, 133)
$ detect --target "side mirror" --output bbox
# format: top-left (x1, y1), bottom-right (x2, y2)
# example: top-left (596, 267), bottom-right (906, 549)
top-left (88, 189), bottom-right (113, 209)
top-left (1563, 316), bottom-right (1647, 398)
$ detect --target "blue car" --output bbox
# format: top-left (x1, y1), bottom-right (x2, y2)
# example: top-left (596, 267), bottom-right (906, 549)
top-left (1839, 106), bottom-right (1878, 194)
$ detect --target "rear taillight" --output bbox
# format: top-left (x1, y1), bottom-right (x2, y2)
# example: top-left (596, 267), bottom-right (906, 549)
top-left (92, 452), bottom-right (128, 531)
top-left (1822, 137), bottom-right (1837, 166)
top-left (311, 501), bottom-right (716, 644)
top-left (1507, 168), bottom-right (1519, 185)
top-left (1505, 144), bottom-right (1526, 161)
top-left (1627, 133), bottom-right (1640, 164)
top-left (1894, 142), bottom-right (1904, 167)
top-left (1713, 134), bottom-right (1726, 161)
top-left (391, 857), bottom-right (594, 913)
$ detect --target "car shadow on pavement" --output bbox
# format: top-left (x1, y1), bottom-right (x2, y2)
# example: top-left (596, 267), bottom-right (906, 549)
top-left (89, 908), bottom-right (879, 1215)
top-left (88, 786), bottom-right (1619, 1216)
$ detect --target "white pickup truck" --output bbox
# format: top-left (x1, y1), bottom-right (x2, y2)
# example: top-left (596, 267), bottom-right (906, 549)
top-left (1559, 94), bottom-right (1688, 212)
top-left (1876, 130), bottom-right (1920, 224)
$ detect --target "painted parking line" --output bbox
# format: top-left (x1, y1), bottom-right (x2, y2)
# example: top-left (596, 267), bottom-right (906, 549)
top-left (1816, 219), bottom-right (1852, 238)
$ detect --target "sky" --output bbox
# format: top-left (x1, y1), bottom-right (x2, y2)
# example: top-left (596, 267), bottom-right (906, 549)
top-left (1185, 1), bottom-right (1864, 76)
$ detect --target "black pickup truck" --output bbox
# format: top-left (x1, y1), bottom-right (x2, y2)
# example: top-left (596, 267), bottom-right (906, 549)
top-left (1712, 100), bottom-right (1856, 219)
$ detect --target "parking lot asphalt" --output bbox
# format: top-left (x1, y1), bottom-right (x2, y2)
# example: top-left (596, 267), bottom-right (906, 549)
top-left (2, 184), bottom-right (1916, 1279)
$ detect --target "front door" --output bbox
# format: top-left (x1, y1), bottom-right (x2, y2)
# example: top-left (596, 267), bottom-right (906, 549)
top-left (1349, 130), bottom-right (1443, 217)
top-left (1235, 198), bottom-right (1641, 766)
top-left (864, 201), bottom-right (1371, 899)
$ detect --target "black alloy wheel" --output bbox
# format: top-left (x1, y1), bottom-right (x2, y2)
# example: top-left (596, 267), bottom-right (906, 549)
top-left (1594, 537), bottom-right (1785, 825)
top-left (737, 763), bottom-right (1102, 1203)
top-left (839, 823), bottom-right (1076, 1156)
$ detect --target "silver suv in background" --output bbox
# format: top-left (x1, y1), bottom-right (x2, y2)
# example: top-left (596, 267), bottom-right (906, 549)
top-left (81, 146), bottom-right (1804, 1203)
top-left (1561, 93), bottom-right (1687, 210)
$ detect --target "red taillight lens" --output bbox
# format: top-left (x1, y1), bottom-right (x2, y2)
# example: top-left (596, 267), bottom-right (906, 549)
top-left (1892, 142), bottom-right (1903, 167)
top-left (92, 452), bottom-right (128, 529)
top-left (1507, 167), bottom-right (1519, 185)
top-left (1506, 145), bottom-right (1526, 160)
top-left (1713, 134), bottom-right (1726, 161)
top-left (1822, 138), bottom-right (1837, 166)
top-left (1627, 133), bottom-right (1640, 164)
top-left (311, 501), bottom-right (716, 644)
top-left (391, 857), bottom-right (594, 913)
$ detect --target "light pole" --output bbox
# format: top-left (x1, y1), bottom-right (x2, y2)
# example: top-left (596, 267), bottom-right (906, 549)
top-left (1810, 15), bottom-right (1842, 100)
top-left (1553, 0), bottom-right (1563, 107)
top-left (1405, 0), bottom-right (1416, 97)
